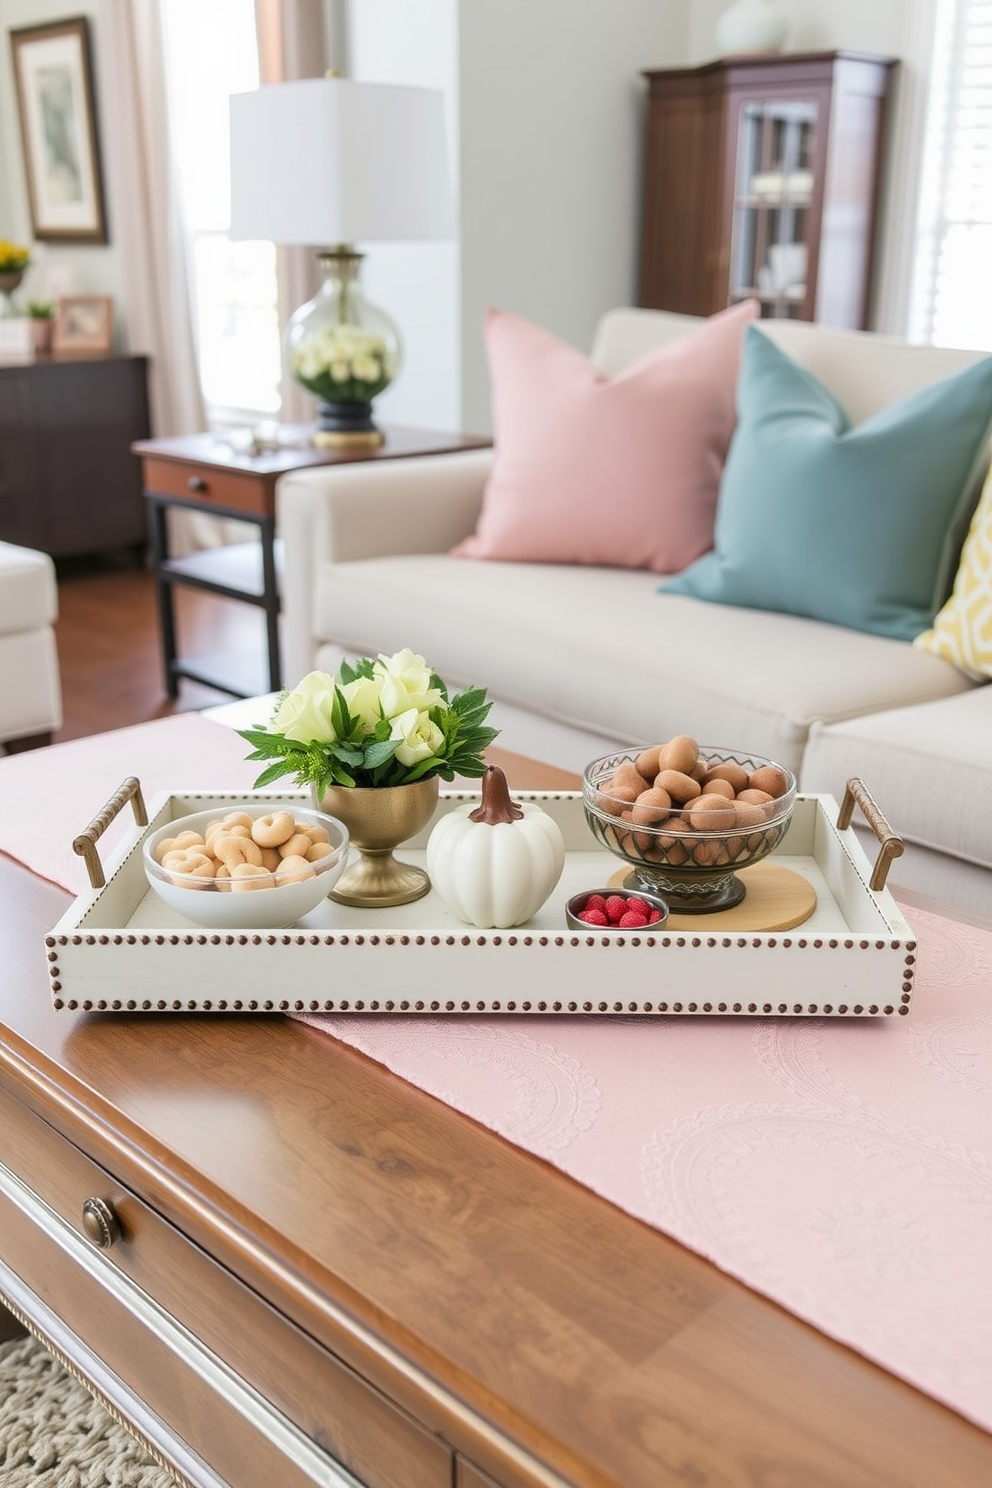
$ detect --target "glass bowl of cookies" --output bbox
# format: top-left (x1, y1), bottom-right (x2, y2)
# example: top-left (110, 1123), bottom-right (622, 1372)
top-left (582, 736), bottom-right (796, 913)
top-left (142, 803), bottom-right (349, 929)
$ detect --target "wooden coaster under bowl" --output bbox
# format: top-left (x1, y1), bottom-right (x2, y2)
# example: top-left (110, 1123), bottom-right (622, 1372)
top-left (607, 860), bottom-right (816, 932)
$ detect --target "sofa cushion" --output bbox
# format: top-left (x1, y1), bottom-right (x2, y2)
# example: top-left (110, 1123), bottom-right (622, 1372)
top-left (452, 299), bottom-right (757, 574)
top-left (0, 541), bottom-right (58, 633)
top-left (662, 328), bottom-right (992, 641)
top-left (314, 555), bottom-right (973, 773)
top-left (914, 466), bottom-right (992, 680)
top-left (800, 687), bottom-right (992, 872)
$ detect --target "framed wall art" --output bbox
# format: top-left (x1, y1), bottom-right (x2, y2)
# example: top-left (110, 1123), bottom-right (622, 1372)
top-left (9, 16), bottom-right (108, 244)
top-left (52, 295), bottom-right (113, 353)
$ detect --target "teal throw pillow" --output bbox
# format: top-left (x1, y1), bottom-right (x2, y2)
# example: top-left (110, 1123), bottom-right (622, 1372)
top-left (661, 326), bottom-right (992, 641)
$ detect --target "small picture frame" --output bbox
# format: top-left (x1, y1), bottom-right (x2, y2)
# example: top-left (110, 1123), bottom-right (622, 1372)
top-left (53, 295), bottom-right (113, 353)
top-left (9, 16), bottom-right (108, 244)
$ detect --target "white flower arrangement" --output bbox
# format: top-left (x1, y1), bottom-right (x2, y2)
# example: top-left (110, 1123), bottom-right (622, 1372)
top-left (239, 649), bottom-right (498, 795)
top-left (290, 323), bottom-right (395, 404)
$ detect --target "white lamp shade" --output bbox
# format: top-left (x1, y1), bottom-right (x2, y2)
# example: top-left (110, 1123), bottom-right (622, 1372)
top-left (229, 77), bottom-right (454, 245)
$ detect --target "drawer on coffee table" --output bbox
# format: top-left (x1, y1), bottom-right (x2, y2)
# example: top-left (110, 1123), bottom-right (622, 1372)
top-left (0, 1083), bottom-right (451, 1488)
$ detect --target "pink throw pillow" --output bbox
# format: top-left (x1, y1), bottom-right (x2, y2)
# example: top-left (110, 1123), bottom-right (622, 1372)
top-left (453, 299), bottom-right (758, 572)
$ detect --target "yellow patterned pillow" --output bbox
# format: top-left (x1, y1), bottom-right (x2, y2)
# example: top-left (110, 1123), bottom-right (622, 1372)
top-left (915, 466), bottom-right (992, 678)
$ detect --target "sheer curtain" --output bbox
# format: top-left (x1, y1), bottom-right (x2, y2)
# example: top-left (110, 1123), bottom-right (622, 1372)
top-left (97, 0), bottom-right (205, 438)
top-left (910, 0), bottom-right (992, 349)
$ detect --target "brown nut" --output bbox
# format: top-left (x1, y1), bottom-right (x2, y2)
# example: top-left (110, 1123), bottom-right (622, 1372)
top-left (733, 801), bottom-right (769, 828)
top-left (700, 776), bottom-right (735, 801)
top-left (657, 734), bottom-right (699, 775)
top-left (634, 745), bottom-right (662, 779)
top-left (598, 781), bottom-right (641, 816)
top-left (687, 794), bottom-right (738, 831)
top-left (748, 765), bottom-right (790, 801)
top-left (631, 786), bottom-right (673, 825)
top-left (705, 762), bottom-right (749, 794)
top-left (655, 769), bottom-right (701, 804)
top-left (611, 761), bottom-right (652, 795)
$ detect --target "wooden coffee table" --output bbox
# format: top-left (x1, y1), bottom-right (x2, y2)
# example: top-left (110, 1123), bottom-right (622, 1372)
top-left (0, 748), bottom-right (989, 1488)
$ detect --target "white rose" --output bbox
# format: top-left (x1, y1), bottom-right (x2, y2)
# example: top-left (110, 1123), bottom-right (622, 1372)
top-left (330, 360), bottom-right (351, 382)
top-left (374, 648), bottom-right (443, 718)
top-left (352, 354), bottom-right (379, 382)
top-left (390, 708), bottom-right (445, 767)
top-left (340, 674), bottom-right (383, 732)
top-left (270, 672), bottom-right (337, 744)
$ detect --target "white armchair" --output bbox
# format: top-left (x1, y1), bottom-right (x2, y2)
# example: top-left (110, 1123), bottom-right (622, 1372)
top-left (0, 541), bottom-right (62, 751)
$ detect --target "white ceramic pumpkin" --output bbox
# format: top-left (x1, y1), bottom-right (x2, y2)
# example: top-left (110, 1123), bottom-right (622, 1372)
top-left (426, 766), bottom-right (566, 928)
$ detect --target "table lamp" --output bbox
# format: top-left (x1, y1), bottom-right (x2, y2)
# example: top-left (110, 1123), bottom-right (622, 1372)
top-left (229, 76), bottom-right (454, 448)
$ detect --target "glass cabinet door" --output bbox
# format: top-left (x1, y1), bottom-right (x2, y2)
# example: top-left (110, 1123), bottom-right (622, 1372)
top-left (728, 98), bottom-right (816, 319)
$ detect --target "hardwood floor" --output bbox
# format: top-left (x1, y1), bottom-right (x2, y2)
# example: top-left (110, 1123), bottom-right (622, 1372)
top-left (50, 554), bottom-right (268, 742)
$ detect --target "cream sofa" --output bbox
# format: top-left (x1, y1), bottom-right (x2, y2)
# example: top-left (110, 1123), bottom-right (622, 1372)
top-left (0, 540), bottom-right (62, 753)
top-left (276, 310), bottom-right (992, 915)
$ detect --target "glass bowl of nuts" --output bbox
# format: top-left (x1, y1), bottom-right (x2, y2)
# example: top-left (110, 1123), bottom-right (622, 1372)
top-left (142, 803), bottom-right (349, 929)
top-left (582, 737), bottom-right (796, 913)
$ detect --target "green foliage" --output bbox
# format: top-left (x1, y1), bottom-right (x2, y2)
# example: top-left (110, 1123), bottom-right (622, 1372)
top-left (238, 669), bottom-right (498, 797)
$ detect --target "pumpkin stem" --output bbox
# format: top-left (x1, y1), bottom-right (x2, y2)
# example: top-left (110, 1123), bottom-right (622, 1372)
top-left (469, 764), bottom-right (524, 824)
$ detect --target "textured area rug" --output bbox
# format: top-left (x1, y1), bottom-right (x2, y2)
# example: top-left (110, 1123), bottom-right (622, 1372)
top-left (0, 1334), bottom-right (178, 1487)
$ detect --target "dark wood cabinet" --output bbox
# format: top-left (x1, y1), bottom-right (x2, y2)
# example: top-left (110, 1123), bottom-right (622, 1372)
top-left (640, 50), bottom-right (896, 329)
top-left (0, 353), bottom-right (151, 557)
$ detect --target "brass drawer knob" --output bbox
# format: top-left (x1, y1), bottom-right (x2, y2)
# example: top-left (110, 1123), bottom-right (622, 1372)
top-left (81, 1196), bottom-right (122, 1249)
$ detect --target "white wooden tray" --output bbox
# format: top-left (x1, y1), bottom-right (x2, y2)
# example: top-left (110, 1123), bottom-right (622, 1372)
top-left (46, 784), bottom-right (918, 1017)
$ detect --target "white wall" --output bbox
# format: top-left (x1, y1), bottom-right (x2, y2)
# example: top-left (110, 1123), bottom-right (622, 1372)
top-left (346, 0), bottom-right (461, 432)
top-left (457, 0), bottom-right (688, 432)
top-left (689, 0), bottom-right (906, 59)
top-left (0, 0), bottom-right (123, 311)
top-left (347, 0), bottom-right (688, 434)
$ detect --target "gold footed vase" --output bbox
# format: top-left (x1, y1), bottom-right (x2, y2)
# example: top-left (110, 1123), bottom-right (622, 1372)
top-left (319, 775), bottom-right (440, 907)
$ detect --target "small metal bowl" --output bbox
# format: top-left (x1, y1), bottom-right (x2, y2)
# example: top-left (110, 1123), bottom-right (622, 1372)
top-left (565, 887), bottom-right (669, 933)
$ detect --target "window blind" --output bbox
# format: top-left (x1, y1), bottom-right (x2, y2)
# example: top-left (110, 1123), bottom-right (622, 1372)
top-left (910, 0), bottom-right (992, 348)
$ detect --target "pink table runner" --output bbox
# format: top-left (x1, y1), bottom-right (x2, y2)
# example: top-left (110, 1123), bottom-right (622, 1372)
top-left (0, 714), bottom-right (262, 894)
top-left (2, 716), bottom-right (990, 1431)
top-left (296, 909), bottom-right (992, 1434)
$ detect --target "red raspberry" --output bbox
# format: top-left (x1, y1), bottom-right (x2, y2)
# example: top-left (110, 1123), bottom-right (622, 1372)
top-left (647, 909), bottom-right (663, 923)
top-left (583, 893), bottom-right (607, 913)
top-left (578, 908), bottom-right (609, 925)
top-left (625, 896), bottom-right (651, 917)
top-left (618, 911), bottom-right (648, 928)
top-left (604, 895), bottom-right (628, 924)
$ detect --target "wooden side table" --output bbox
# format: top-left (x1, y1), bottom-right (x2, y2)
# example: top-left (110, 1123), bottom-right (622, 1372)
top-left (132, 425), bottom-right (490, 700)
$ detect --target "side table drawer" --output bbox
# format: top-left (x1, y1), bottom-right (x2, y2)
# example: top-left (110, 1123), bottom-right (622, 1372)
top-left (142, 457), bottom-right (272, 517)
top-left (0, 1083), bottom-right (451, 1488)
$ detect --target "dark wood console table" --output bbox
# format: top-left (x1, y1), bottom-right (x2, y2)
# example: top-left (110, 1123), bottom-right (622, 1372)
top-left (133, 426), bottom-right (490, 701)
top-left (1, 749), bottom-right (989, 1488)
top-left (0, 352), bottom-right (150, 556)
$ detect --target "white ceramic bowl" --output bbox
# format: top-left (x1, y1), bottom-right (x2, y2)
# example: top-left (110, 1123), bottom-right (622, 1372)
top-left (142, 804), bottom-right (349, 929)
